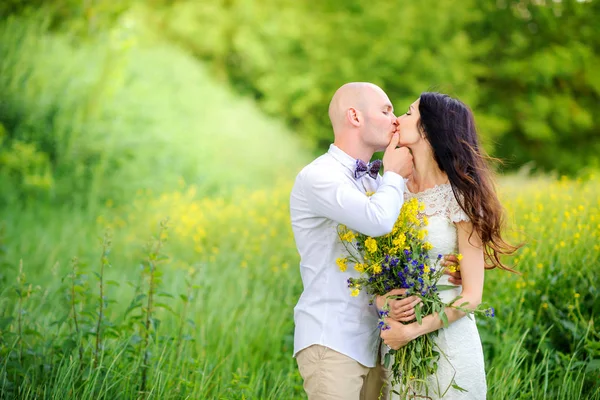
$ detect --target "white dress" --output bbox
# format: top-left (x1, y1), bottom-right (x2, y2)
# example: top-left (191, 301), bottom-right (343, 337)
top-left (385, 183), bottom-right (487, 400)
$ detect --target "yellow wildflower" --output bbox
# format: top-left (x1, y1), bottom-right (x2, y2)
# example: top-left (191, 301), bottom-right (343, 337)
top-left (341, 231), bottom-right (357, 242)
top-left (336, 257), bottom-right (348, 272)
top-left (354, 263), bottom-right (366, 273)
top-left (423, 242), bottom-right (433, 251)
top-left (393, 233), bottom-right (406, 248)
top-left (423, 264), bottom-right (430, 274)
top-left (365, 237), bottom-right (378, 253)
top-left (422, 216), bottom-right (429, 226)
top-left (351, 288), bottom-right (360, 297)
top-left (372, 264), bottom-right (382, 274)
top-left (417, 230), bottom-right (428, 240)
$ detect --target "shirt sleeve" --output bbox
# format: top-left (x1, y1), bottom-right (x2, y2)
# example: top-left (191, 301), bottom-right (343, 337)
top-left (302, 167), bottom-right (405, 237)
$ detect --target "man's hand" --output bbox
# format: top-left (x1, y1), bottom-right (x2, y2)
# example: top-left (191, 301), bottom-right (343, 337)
top-left (383, 133), bottom-right (413, 178)
top-left (376, 289), bottom-right (421, 322)
top-left (442, 255), bottom-right (462, 285)
top-left (380, 318), bottom-right (419, 350)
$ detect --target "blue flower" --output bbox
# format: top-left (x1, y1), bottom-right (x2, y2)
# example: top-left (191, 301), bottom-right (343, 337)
top-left (485, 307), bottom-right (496, 317)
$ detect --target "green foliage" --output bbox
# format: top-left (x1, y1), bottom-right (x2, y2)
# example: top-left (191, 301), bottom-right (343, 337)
top-left (471, 0), bottom-right (600, 174)
top-left (0, 14), bottom-right (310, 204)
top-left (156, 0), bottom-right (599, 174)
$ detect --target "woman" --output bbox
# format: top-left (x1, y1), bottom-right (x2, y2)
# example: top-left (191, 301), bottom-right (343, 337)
top-left (379, 92), bottom-right (518, 399)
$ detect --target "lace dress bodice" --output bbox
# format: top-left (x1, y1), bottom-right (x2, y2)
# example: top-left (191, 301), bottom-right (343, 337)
top-left (405, 183), bottom-right (469, 286)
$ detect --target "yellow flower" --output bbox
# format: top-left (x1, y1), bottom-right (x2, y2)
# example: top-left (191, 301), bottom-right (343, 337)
top-left (372, 264), bottom-right (382, 274)
top-left (423, 264), bottom-right (430, 274)
top-left (574, 293), bottom-right (580, 299)
top-left (457, 253), bottom-right (463, 261)
top-left (365, 191), bottom-right (375, 197)
top-left (354, 263), bottom-right (366, 273)
top-left (447, 265), bottom-right (459, 273)
top-left (417, 230), bottom-right (428, 240)
top-left (393, 233), bottom-right (406, 248)
top-left (423, 242), bottom-right (433, 251)
top-left (341, 231), bottom-right (357, 242)
top-left (336, 257), bottom-right (348, 272)
top-left (351, 288), bottom-right (360, 297)
top-left (536, 263), bottom-right (543, 269)
top-left (365, 237), bottom-right (378, 253)
top-left (542, 302), bottom-right (548, 309)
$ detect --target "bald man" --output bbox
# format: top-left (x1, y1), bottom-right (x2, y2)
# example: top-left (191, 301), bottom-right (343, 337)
top-left (289, 83), bottom-right (415, 399)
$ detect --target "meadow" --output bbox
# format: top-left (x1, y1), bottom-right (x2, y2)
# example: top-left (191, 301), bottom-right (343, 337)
top-left (1, 7), bottom-right (599, 400)
top-left (1, 173), bottom-right (599, 399)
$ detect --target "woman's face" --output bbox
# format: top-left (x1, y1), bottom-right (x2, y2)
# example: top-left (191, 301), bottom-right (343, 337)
top-left (396, 98), bottom-right (423, 147)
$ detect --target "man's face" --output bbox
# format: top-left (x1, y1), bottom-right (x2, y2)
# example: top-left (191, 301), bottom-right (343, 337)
top-left (360, 88), bottom-right (398, 151)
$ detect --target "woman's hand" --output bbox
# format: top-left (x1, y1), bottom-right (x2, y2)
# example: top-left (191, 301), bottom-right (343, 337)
top-left (376, 288), bottom-right (421, 322)
top-left (442, 254), bottom-right (462, 285)
top-left (380, 318), bottom-right (420, 350)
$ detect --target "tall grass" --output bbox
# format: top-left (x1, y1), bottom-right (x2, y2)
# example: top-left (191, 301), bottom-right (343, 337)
top-left (0, 176), bottom-right (599, 399)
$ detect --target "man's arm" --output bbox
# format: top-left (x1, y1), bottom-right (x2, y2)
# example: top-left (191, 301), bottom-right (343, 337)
top-left (303, 168), bottom-right (405, 237)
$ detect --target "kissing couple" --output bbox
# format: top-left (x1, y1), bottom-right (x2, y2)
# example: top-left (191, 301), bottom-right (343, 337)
top-left (290, 82), bottom-right (517, 399)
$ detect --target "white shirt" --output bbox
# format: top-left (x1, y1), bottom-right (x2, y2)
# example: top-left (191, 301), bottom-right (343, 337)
top-left (290, 144), bottom-right (405, 367)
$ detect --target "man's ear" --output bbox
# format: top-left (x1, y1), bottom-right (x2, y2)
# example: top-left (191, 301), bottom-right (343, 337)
top-left (347, 107), bottom-right (361, 127)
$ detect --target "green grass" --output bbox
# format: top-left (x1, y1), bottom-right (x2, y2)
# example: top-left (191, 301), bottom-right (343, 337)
top-left (0, 176), bottom-right (599, 399)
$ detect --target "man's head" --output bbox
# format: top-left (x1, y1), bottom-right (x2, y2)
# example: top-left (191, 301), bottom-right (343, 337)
top-left (328, 82), bottom-right (397, 154)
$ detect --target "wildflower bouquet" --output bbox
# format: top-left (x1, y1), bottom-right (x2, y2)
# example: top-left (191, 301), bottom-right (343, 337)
top-left (337, 197), bottom-right (494, 397)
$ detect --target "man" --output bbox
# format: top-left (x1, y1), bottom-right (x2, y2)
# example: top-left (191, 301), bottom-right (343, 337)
top-left (289, 82), bottom-right (417, 399)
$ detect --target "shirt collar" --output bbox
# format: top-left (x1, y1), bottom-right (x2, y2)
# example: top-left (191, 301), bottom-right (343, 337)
top-left (328, 144), bottom-right (357, 173)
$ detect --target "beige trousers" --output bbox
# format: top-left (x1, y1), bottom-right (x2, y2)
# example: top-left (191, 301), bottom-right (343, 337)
top-left (296, 345), bottom-right (388, 400)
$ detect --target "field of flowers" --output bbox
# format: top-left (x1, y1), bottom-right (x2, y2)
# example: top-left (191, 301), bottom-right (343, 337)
top-left (0, 174), bottom-right (599, 399)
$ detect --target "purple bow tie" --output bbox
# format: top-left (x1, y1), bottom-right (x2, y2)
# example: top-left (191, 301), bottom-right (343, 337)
top-left (354, 159), bottom-right (382, 180)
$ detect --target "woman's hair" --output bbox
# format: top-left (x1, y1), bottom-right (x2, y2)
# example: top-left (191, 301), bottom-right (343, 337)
top-left (418, 92), bottom-right (520, 271)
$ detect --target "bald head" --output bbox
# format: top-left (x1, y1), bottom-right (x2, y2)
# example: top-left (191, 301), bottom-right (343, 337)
top-left (328, 82), bottom-right (388, 134)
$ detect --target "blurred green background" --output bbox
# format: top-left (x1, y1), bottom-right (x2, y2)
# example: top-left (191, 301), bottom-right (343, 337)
top-left (1, 0), bottom-right (599, 206)
top-left (0, 1), bottom-right (599, 399)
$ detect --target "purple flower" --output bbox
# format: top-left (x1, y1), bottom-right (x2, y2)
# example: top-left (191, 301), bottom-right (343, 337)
top-left (485, 307), bottom-right (496, 317)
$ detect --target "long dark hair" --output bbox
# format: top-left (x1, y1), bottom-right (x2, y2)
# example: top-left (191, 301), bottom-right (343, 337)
top-left (418, 92), bottom-right (519, 271)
